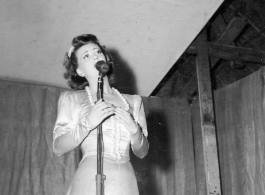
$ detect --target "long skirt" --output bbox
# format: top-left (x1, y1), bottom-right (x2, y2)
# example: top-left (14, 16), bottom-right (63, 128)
top-left (66, 156), bottom-right (139, 195)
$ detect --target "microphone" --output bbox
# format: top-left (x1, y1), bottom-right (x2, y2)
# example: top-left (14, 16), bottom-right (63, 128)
top-left (95, 61), bottom-right (110, 77)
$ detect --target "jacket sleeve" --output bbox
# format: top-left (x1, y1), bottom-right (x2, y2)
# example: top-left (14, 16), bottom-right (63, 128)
top-left (53, 91), bottom-right (94, 153)
top-left (130, 95), bottom-right (149, 158)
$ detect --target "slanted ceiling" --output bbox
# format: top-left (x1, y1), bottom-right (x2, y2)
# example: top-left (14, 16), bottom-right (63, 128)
top-left (0, 0), bottom-right (223, 96)
top-left (153, 0), bottom-right (265, 98)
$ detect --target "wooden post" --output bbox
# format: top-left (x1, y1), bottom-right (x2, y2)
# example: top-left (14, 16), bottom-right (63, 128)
top-left (195, 29), bottom-right (221, 195)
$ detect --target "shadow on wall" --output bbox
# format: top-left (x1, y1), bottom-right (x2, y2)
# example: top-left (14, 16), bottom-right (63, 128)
top-left (108, 48), bottom-right (138, 95)
top-left (131, 108), bottom-right (173, 195)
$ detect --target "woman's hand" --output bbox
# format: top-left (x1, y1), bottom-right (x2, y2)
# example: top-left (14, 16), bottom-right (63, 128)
top-left (87, 99), bottom-right (115, 129)
top-left (114, 107), bottom-right (138, 135)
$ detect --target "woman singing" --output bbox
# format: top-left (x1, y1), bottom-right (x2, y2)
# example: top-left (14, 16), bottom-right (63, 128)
top-left (53, 34), bottom-right (149, 195)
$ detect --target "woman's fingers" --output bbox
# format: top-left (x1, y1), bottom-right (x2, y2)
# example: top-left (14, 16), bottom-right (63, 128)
top-left (93, 100), bottom-right (115, 113)
top-left (86, 99), bottom-right (116, 128)
top-left (114, 107), bottom-right (138, 134)
top-left (102, 106), bottom-right (115, 116)
top-left (88, 105), bottom-right (138, 134)
top-left (115, 107), bottom-right (131, 120)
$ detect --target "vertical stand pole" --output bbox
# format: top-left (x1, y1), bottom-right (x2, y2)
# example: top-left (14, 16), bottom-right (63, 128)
top-left (96, 75), bottom-right (106, 195)
top-left (195, 29), bottom-right (221, 195)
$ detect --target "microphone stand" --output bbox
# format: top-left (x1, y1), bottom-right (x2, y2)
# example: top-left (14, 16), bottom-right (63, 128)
top-left (96, 74), bottom-right (106, 195)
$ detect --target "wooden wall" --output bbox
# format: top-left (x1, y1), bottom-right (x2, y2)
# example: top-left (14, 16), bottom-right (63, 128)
top-left (213, 67), bottom-right (265, 195)
top-left (0, 80), bottom-right (196, 195)
top-left (133, 97), bottom-right (196, 195)
top-left (156, 65), bottom-right (265, 194)
top-left (183, 67), bottom-right (265, 195)
top-left (1, 66), bottom-right (264, 195)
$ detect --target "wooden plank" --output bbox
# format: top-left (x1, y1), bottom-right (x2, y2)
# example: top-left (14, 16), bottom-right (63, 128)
top-left (210, 14), bottom-right (227, 36)
top-left (214, 17), bottom-right (247, 44)
top-left (195, 30), bottom-right (221, 195)
top-left (132, 97), bottom-right (196, 195)
top-left (186, 42), bottom-right (265, 64)
top-left (210, 16), bottom-right (247, 68)
top-left (214, 68), bottom-right (265, 194)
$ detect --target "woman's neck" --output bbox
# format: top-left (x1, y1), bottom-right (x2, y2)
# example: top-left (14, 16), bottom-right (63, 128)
top-left (88, 76), bottom-right (113, 96)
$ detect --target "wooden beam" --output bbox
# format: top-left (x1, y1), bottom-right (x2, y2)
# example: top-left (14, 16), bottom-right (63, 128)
top-left (186, 42), bottom-right (265, 64)
top-left (194, 30), bottom-right (221, 195)
top-left (209, 16), bottom-right (247, 68)
top-left (210, 14), bottom-right (227, 36)
top-left (213, 16), bottom-right (247, 45)
top-left (209, 14), bottom-right (245, 69)
top-left (180, 16), bottom-right (248, 98)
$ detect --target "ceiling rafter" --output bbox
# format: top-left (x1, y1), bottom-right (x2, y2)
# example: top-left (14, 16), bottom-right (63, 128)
top-left (152, 0), bottom-right (265, 97)
top-left (180, 16), bottom-right (248, 98)
top-left (186, 42), bottom-right (265, 64)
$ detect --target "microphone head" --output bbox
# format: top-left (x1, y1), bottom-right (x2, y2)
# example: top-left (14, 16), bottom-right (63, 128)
top-left (95, 61), bottom-right (110, 76)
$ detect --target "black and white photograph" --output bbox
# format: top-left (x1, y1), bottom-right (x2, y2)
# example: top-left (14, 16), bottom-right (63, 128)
top-left (0, 0), bottom-right (265, 194)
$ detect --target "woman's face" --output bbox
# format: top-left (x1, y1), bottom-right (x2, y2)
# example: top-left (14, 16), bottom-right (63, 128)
top-left (76, 42), bottom-right (106, 79)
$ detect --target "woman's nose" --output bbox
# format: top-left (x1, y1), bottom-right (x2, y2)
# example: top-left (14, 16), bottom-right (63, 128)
top-left (94, 55), bottom-right (99, 60)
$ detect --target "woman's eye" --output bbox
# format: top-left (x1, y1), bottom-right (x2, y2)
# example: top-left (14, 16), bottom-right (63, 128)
top-left (97, 50), bottom-right (102, 54)
top-left (83, 54), bottom-right (89, 59)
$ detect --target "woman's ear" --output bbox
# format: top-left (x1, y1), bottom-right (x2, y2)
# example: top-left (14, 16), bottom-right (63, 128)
top-left (76, 68), bottom-right (84, 77)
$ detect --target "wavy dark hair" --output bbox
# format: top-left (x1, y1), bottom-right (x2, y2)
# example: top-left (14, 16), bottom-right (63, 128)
top-left (63, 34), bottom-right (114, 90)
